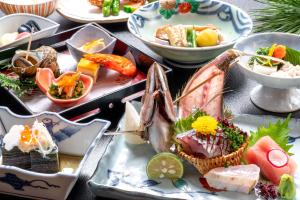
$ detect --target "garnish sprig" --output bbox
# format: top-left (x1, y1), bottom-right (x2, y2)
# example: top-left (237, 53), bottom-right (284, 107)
top-left (252, 0), bottom-right (300, 34)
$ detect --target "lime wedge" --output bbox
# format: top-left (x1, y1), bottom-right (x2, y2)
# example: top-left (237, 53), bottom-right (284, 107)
top-left (146, 152), bottom-right (184, 179)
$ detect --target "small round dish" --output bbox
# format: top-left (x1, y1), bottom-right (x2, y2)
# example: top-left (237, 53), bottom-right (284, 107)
top-left (234, 32), bottom-right (300, 112)
top-left (128, 0), bottom-right (252, 65)
top-left (36, 68), bottom-right (93, 107)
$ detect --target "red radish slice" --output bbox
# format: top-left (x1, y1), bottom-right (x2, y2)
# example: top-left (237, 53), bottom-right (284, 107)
top-left (267, 149), bottom-right (289, 168)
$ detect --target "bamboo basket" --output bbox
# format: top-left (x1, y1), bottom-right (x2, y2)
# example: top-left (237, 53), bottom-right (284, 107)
top-left (177, 138), bottom-right (249, 175)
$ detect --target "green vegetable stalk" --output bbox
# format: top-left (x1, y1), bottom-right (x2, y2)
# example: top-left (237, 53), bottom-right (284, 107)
top-left (112, 0), bottom-right (120, 16)
top-left (187, 28), bottom-right (197, 48)
top-left (123, 5), bottom-right (135, 13)
top-left (279, 174), bottom-right (296, 200)
top-left (102, 0), bottom-right (113, 17)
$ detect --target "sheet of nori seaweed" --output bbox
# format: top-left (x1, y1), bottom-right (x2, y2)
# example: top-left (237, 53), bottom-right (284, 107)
top-left (1, 147), bottom-right (31, 169)
top-left (30, 150), bottom-right (59, 173)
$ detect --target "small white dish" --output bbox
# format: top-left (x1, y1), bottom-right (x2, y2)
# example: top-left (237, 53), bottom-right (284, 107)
top-left (234, 32), bottom-right (300, 112)
top-left (66, 23), bottom-right (116, 62)
top-left (0, 13), bottom-right (59, 50)
top-left (0, 106), bottom-right (110, 200)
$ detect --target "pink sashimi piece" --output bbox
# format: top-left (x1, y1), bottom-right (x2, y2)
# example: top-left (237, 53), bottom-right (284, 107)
top-left (246, 136), bottom-right (297, 185)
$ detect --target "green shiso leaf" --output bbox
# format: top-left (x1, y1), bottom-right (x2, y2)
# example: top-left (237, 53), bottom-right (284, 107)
top-left (173, 109), bottom-right (207, 134)
top-left (285, 47), bottom-right (300, 65)
top-left (249, 114), bottom-right (293, 156)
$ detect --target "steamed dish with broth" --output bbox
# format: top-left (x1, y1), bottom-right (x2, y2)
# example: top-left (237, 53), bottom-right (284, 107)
top-left (154, 24), bottom-right (224, 47)
top-left (248, 44), bottom-right (300, 78)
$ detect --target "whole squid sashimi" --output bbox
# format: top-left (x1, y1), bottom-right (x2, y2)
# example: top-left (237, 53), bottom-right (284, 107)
top-left (178, 49), bottom-right (240, 119)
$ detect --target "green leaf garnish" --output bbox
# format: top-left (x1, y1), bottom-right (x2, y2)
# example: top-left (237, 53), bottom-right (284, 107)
top-left (285, 47), bottom-right (300, 65)
top-left (0, 74), bottom-right (36, 97)
top-left (173, 109), bottom-right (207, 134)
top-left (248, 47), bottom-right (272, 67)
top-left (249, 114), bottom-right (293, 156)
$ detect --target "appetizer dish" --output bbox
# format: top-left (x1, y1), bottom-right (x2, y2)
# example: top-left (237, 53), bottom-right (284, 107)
top-left (79, 38), bottom-right (106, 54)
top-left (89, 50), bottom-right (298, 200)
top-left (248, 44), bottom-right (300, 78)
top-left (36, 68), bottom-right (93, 107)
top-left (33, 51), bottom-right (137, 107)
top-left (0, 20), bottom-right (40, 47)
top-left (155, 24), bottom-right (224, 48)
top-left (66, 24), bottom-right (117, 62)
top-left (89, 0), bottom-right (146, 16)
top-left (2, 120), bottom-right (59, 174)
top-left (49, 72), bottom-right (84, 99)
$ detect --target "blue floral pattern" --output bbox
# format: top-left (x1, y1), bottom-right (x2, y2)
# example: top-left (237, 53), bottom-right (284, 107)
top-left (0, 173), bottom-right (60, 191)
top-left (107, 169), bottom-right (216, 196)
top-left (128, 0), bottom-right (252, 37)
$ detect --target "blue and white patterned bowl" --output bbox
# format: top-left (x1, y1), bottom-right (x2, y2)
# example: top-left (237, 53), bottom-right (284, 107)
top-left (0, 106), bottom-right (110, 200)
top-left (128, 0), bottom-right (252, 64)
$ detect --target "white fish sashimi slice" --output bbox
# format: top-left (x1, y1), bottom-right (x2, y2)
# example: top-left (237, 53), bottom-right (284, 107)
top-left (121, 102), bottom-right (145, 144)
top-left (204, 164), bottom-right (260, 194)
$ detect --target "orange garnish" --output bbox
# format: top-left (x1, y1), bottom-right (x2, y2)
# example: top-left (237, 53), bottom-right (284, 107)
top-left (273, 45), bottom-right (286, 59)
top-left (57, 72), bottom-right (81, 88)
top-left (19, 125), bottom-right (38, 145)
top-left (56, 72), bottom-right (81, 97)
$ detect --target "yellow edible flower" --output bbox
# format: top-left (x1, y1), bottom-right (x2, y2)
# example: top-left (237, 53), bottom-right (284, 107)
top-left (191, 116), bottom-right (218, 135)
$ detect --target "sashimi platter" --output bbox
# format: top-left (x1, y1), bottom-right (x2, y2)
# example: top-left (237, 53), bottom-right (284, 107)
top-left (89, 50), bottom-right (299, 200)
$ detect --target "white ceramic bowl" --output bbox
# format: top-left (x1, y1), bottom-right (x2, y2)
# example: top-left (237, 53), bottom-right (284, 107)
top-left (66, 23), bottom-right (117, 62)
top-left (128, 0), bottom-right (252, 64)
top-left (234, 32), bottom-right (300, 112)
top-left (234, 32), bottom-right (300, 89)
top-left (0, 13), bottom-right (59, 50)
top-left (0, 0), bottom-right (57, 17)
top-left (0, 106), bottom-right (110, 200)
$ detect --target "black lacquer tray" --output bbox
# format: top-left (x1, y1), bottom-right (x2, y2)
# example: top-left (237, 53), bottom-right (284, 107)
top-left (0, 24), bottom-right (172, 123)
